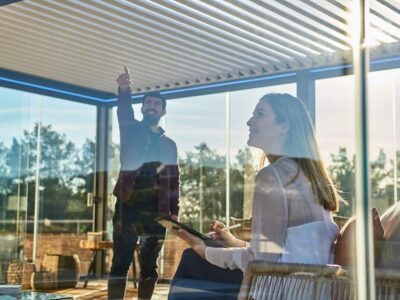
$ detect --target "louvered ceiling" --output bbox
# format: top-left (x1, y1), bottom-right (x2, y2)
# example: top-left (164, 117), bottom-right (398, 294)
top-left (1, 0), bottom-right (400, 98)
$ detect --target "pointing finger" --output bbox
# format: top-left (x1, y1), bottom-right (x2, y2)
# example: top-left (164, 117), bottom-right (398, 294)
top-left (124, 66), bottom-right (130, 75)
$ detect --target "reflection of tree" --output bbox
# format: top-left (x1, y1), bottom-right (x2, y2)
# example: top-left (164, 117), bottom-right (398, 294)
top-left (328, 147), bottom-right (399, 217)
top-left (178, 143), bottom-right (225, 230)
top-left (1, 123), bottom-right (96, 232)
top-left (2, 122), bottom-right (399, 231)
top-left (328, 147), bottom-right (355, 217)
top-left (178, 143), bottom-right (256, 231)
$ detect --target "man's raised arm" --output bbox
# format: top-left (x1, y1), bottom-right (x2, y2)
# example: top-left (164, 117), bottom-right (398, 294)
top-left (116, 66), bottom-right (136, 131)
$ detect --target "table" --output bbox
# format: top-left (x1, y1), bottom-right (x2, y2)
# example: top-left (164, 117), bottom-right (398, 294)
top-left (79, 240), bottom-right (139, 288)
top-left (17, 291), bottom-right (72, 300)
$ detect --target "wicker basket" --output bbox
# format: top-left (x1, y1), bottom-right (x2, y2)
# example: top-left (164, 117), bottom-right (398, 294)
top-left (7, 262), bottom-right (36, 289)
top-left (35, 254), bottom-right (80, 289)
top-left (31, 270), bottom-right (57, 290)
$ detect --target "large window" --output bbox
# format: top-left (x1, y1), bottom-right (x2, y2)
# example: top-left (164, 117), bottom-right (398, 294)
top-left (0, 87), bottom-right (97, 280)
top-left (316, 75), bottom-right (356, 217)
top-left (167, 93), bottom-right (227, 232)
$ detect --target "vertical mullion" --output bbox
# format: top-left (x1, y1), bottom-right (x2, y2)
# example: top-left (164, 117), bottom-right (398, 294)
top-left (353, 0), bottom-right (375, 299)
top-left (226, 92), bottom-right (231, 227)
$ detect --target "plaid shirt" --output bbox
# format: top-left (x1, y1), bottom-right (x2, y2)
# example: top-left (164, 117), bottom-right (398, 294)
top-left (113, 89), bottom-right (180, 216)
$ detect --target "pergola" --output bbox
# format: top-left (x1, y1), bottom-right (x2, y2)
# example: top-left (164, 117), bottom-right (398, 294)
top-left (1, 0), bottom-right (400, 295)
top-left (1, 0), bottom-right (400, 104)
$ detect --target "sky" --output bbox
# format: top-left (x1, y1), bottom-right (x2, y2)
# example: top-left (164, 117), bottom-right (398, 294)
top-left (1, 68), bottom-right (400, 169)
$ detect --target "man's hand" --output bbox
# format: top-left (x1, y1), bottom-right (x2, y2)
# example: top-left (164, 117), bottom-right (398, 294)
top-left (175, 229), bottom-right (206, 258)
top-left (171, 214), bottom-right (178, 221)
top-left (117, 66), bottom-right (132, 92)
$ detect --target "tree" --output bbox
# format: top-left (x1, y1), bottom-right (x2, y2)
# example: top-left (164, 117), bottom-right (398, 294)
top-left (178, 144), bottom-right (257, 230)
top-left (4, 123), bottom-right (95, 226)
top-left (178, 143), bottom-right (226, 229)
top-left (328, 147), bottom-right (398, 217)
top-left (328, 147), bottom-right (355, 217)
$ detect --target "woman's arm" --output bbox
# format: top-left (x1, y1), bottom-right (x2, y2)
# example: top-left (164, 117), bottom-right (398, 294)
top-left (205, 165), bottom-right (289, 271)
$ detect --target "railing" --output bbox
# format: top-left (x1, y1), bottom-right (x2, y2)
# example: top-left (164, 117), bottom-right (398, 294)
top-left (0, 219), bottom-right (93, 234)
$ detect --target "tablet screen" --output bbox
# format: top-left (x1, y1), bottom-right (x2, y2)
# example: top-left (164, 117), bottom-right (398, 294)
top-left (154, 215), bottom-right (212, 241)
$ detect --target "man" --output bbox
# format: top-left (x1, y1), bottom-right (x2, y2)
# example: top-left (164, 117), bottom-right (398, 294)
top-left (108, 67), bottom-right (180, 300)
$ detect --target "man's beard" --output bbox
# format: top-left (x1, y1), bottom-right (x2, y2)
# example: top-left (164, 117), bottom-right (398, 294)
top-left (143, 113), bottom-right (160, 126)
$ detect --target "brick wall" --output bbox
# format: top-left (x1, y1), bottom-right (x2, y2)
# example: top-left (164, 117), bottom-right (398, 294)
top-left (23, 233), bottom-right (93, 273)
top-left (14, 232), bottom-right (189, 280)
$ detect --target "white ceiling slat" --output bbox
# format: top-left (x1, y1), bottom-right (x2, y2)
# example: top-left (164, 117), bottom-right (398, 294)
top-left (287, 0), bottom-right (349, 33)
top-left (24, 0), bottom-right (243, 72)
top-left (85, 0), bottom-right (283, 72)
top-left (0, 20), bottom-right (200, 86)
top-left (143, 0), bottom-right (304, 68)
top-left (307, 0), bottom-right (350, 23)
top-left (249, 0), bottom-right (352, 50)
top-left (116, 0), bottom-right (291, 67)
top-left (1, 37), bottom-right (121, 86)
top-left (370, 1), bottom-right (400, 39)
top-left (206, 0), bottom-right (334, 54)
top-left (221, 0), bottom-right (339, 53)
top-left (3, 3), bottom-right (225, 75)
top-left (376, 0), bottom-right (400, 13)
top-left (0, 0), bottom-right (399, 96)
top-left (3, 3), bottom-right (247, 89)
top-left (44, 0), bottom-right (266, 70)
top-left (173, 0), bottom-right (310, 58)
top-left (0, 48), bottom-right (114, 90)
top-left (332, 0), bottom-right (352, 9)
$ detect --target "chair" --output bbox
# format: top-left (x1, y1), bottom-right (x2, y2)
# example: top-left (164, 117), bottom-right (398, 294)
top-left (237, 202), bottom-right (400, 299)
top-left (238, 260), bottom-right (400, 300)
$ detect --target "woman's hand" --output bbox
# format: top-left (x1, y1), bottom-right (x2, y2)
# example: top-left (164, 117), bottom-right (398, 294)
top-left (209, 221), bottom-right (247, 248)
top-left (174, 229), bottom-right (206, 258)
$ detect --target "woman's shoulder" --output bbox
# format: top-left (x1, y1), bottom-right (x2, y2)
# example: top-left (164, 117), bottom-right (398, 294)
top-left (257, 157), bottom-right (298, 182)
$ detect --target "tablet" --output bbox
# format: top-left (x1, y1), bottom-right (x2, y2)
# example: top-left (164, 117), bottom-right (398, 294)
top-left (154, 215), bottom-right (212, 240)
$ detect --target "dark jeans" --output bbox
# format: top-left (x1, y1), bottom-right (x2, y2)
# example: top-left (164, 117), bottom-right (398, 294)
top-left (109, 201), bottom-right (166, 281)
top-left (168, 248), bottom-right (243, 300)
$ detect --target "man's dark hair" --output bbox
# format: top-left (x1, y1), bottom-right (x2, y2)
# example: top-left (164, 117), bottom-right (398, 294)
top-left (142, 92), bottom-right (166, 109)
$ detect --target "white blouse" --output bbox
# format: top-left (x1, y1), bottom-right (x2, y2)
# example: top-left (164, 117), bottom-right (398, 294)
top-left (205, 157), bottom-right (339, 272)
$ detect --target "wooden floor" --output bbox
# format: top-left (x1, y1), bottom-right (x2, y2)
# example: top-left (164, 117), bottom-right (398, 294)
top-left (37, 280), bottom-right (170, 300)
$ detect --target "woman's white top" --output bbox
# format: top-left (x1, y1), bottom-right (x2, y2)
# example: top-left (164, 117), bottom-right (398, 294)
top-left (205, 157), bottom-right (339, 272)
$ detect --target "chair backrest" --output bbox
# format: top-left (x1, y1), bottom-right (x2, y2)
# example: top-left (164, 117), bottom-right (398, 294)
top-left (238, 261), bottom-right (349, 300)
top-left (238, 260), bottom-right (400, 300)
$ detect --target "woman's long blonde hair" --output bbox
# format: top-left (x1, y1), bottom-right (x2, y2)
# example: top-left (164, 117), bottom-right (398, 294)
top-left (260, 93), bottom-right (340, 212)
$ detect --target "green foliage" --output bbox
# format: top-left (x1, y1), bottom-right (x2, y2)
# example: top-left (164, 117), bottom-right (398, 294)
top-left (1, 123), bottom-right (96, 230)
top-left (178, 143), bottom-right (256, 231)
top-left (328, 147), bottom-right (398, 217)
top-left (2, 121), bottom-right (399, 233)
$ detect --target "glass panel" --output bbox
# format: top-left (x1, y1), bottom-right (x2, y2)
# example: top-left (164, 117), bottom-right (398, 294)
top-left (33, 97), bottom-right (96, 269)
top-left (167, 94), bottom-right (226, 231)
top-left (229, 84), bottom-right (296, 224)
top-left (316, 76), bottom-right (356, 218)
top-left (0, 87), bottom-right (35, 283)
top-left (366, 2), bottom-right (400, 297)
top-left (367, 69), bottom-right (400, 274)
top-left (0, 89), bottom-right (97, 287)
top-left (105, 103), bottom-right (142, 276)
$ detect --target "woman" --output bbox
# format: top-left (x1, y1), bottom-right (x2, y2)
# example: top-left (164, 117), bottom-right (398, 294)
top-left (168, 93), bottom-right (340, 299)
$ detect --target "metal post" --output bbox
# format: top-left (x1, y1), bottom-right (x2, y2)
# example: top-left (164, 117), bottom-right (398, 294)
top-left (94, 105), bottom-right (112, 277)
top-left (353, 0), bottom-right (375, 299)
top-left (225, 92), bottom-right (231, 227)
top-left (32, 99), bottom-right (42, 262)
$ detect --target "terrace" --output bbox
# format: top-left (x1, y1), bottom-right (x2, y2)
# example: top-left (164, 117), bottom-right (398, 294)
top-left (1, 0), bottom-right (400, 299)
